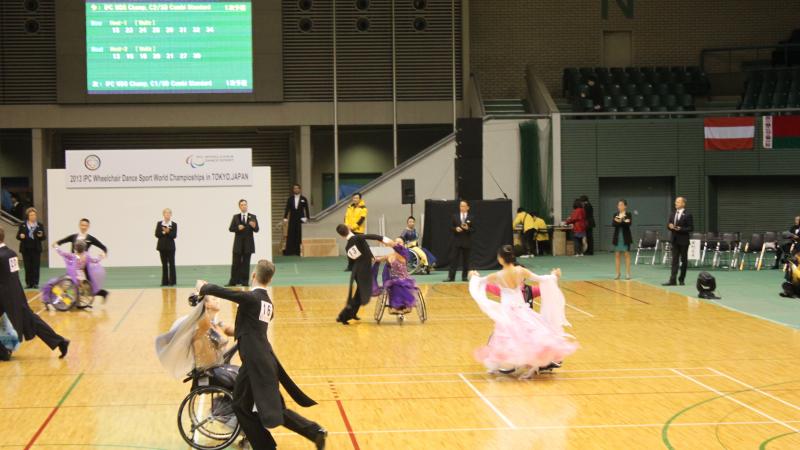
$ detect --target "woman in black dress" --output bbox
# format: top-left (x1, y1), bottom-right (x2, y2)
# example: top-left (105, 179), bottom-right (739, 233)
top-left (16, 208), bottom-right (46, 289)
top-left (155, 208), bottom-right (177, 286)
top-left (612, 199), bottom-right (633, 280)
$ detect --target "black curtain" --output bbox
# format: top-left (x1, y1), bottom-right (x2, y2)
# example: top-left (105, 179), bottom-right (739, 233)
top-left (422, 199), bottom-right (513, 270)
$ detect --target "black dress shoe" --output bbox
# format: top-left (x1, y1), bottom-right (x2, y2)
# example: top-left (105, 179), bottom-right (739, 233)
top-left (58, 340), bottom-right (70, 359)
top-left (314, 428), bottom-right (328, 449)
top-left (662, 282), bottom-right (677, 286)
top-left (442, 278), bottom-right (454, 283)
top-left (461, 278), bottom-right (469, 282)
top-left (0, 350), bottom-right (10, 361)
top-left (336, 317), bottom-right (350, 325)
top-left (679, 280), bottom-right (685, 286)
top-left (353, 315), bottom-right (361, 321)
top-left (33, 284), bottom-right (39, 289)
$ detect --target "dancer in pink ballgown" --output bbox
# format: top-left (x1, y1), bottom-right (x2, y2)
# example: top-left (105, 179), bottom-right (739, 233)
top-left (468, 245), bottom-right (577, 379)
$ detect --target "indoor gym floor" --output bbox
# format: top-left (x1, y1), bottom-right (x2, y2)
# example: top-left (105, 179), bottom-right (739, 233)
top-left (3, 254), bottom-right (800, 449)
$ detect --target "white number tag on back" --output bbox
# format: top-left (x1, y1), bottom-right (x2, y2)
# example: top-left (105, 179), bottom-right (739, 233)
top-left (8, 257), bottom-right (19, 273)
top-left (347, 245), bottom-right (362, 260)
top-left (259, 301), bottom-right (273, 323)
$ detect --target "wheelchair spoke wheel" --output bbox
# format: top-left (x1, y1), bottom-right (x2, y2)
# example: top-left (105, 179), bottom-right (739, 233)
top-left (76, 281), bottom-right (95, 309)
top-left (178, 385), bottom-right (240, 450)
top-left (406, 250), bottom-right (422, 275)
top-left (416, 290), bottom-right (428, 323)
top-left (374, 291), bottom-right (387, 324)
top-left (51, 278), bottom-right (79, 311)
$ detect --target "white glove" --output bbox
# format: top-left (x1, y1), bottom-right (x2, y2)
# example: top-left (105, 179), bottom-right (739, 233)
top-left (382, 236), bottom-right (394, 245)
top-left (300, 218), bottom-right (308, 223)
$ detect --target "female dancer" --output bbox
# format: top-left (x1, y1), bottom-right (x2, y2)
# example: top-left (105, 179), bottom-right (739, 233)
top-left (43, 240), bottom-right (108, 305)
top-left (374, 238), bottom-right (419, 314)
top-left (468, 245), bottom-right (577, 379)
top-left (612, 199), bottom-right (633, 280)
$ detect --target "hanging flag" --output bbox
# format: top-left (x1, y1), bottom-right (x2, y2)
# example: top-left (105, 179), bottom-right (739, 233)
top-left (763, 116), bottom-right (800, 149)
top-left (704, 117), bottom-right (755, 150)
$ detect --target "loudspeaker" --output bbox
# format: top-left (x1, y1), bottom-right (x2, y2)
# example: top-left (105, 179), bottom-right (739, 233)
top-left (401, 179), bottom-right (415, 205)
top-left (454, 158), bottom-right (482, 201)
top-left (456, 118), bottom-right (483, 158)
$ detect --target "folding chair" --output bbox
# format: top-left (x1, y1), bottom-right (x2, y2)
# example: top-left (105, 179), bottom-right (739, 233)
top-left (738, 233), bottom-right (765, 271)
top-left (635, 230), bottom-right (660, 265)
top-left (712, 232), bottom-right (740, 269)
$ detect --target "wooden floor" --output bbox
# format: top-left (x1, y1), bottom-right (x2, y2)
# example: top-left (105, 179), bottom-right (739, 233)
top-left (4, 280), bottom-right (800, 449)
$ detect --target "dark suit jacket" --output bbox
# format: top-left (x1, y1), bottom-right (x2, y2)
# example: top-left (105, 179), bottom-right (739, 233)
top-left (284, 195), bottom-right (310, 220)
top-left (199, 284), bottom-right (316, 427)
top-left (0, 245), bottom-right (36, 340)
top-left (155, 221), bottom-right (177, 252)
top-left (584, 201), bottom-right (596, 228)
top-left (668, 210), bottom-right (694, 245)
top-left (229, 213), bottom-right (259, 254)
top-left (611, 212), bottom-right (633, 246)
top-left (346, 233), bottom-right (385, 305)
top-left (56, 233), bottom-right (108, 253)
top-left (451, 213), bottom-right (475, 248)
top-left (16, 222), bottom-right (46, 253)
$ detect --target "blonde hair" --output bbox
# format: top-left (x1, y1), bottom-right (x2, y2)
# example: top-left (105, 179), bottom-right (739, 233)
top-left (25, 207), bottom-right (37, 220)
top-left (163, 208), bottom-right (172, 214)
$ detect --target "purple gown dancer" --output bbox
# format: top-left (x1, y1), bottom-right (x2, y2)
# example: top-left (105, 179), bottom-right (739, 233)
top-left (372, 242), bottom-right (418, 312)
top-left (42, 244), bottom-right (107, 305)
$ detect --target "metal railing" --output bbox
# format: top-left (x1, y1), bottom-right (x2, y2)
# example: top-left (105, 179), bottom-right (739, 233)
top-left (560, 107), bottom-right (800, 119)
top-left (0, 210), bottom-right (22, 226)
top-left (468, 72), bottom-right (486, 118)
top-left (701, 43), bottom-right (800, 74)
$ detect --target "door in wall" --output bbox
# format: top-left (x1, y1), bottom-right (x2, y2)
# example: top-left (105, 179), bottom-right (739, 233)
top-left (714, 176), bottom-right (797, 239)
top-left (602, 31), bottom-right (633, 67)
top-left (599, 177), bottom-right (673, 252)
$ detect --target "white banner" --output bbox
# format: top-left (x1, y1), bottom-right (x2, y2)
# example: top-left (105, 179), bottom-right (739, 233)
top-left (65, 148), bottom-right (252, 188)
top-left (762, 116), bottom-right (774, 149)
top-left (689, 239), bottom-right (702, 261)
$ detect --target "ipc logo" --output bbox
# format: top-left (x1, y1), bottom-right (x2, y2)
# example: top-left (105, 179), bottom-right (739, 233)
top-left (185, 155), bottom-right (206, 168)
top-left (84, 155), bottom-right (101, 171)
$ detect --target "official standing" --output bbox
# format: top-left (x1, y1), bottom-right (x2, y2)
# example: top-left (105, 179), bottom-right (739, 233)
top-left (283, 184), bottom-right (310, 256)
top-left (228, 199), bottom-right (259, 286)
top-left (445, 200), bottom-right (475, 282)
top-left (16, 207), bottom-right (46, 288)
top-left (0, 228), bottom-right (69, 362)
top-left (663, 196), bottom-right (693, 286)
top-left (155, 208), bottom-right (177, 286)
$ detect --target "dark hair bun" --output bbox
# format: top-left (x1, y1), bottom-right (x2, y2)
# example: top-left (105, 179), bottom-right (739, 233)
top-left (498, 244), bottom-right (516, 264)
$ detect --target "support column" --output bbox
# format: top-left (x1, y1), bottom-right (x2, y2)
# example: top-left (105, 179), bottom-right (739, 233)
top-left (551, 114), bottom-right (562, 223)
top-left (31, 129), bottom-right (48, 222)
top-left (299, 125), bottom-right (312, 204)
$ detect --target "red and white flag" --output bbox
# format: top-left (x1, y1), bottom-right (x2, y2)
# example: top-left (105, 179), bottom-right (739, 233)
top-left (704, 117), bottom-right (755, 150)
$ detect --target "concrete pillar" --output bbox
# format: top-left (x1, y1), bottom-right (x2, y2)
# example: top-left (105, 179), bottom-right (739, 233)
top-left (31, 129), bottom-right (48, 222)
top-left (299, 125), bottom-right (312, 209)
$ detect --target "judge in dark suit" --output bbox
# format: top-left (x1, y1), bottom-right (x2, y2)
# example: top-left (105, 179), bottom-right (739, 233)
top-left (445, 200), bottom-right (476, 282)
top-left (228, 199), bottom-right (259, 286)
top-left (283, 184), bottom-right (310, 256)
top-left (335, 224), bottom-right (392, 324)
top-left (155, 208), bottom-right (177, 286)
top-left (663, 197), bottom-right (694, 286)
top-left (16, 207), bottom-right (46, 288)
top-left (0, 228), bottom-right (69, 362)
top-left (54, 218), bottom-right (108, 255)
top-left (198, 260), bottom-right (327, 450)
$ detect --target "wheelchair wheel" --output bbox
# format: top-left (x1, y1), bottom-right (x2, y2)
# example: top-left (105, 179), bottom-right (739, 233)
top-left (178, 385), bottom-right (240, 450)
top-left (50, 277), bottom-right (79, 311)
top-left (76, 281), bottom-right (95, 309)
top-left (374, 290), bottom-right (387, 324)
top-left (416, 289), bottom-right (428, 323)
top-left (406, 250), bottom-right (422, 275)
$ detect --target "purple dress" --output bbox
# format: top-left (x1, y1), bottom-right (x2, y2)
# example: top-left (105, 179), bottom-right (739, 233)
top-left (372, 245), bottom-right (418, 309)
top-left (41, 249), bottom-right (106, 304)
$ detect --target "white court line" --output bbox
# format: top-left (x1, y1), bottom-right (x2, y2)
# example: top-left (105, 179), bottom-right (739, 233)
top-left (296, 373), bottom-right (720, 387)
top-left (707, 367), bottom-right (800, 413)
top-left (269, 419), bottom-right (800, 437)
top-left (293, 366), bottom-right (710, 379)
top-left (671, 369), bottom-right (799, 433)
top-left (458, 373), bottom-right (516, 429)
top-left (27, 291), bottom-right (42, 304)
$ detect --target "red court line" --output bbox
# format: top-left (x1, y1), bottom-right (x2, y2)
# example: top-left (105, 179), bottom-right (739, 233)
top-left (336, 399), bottom-right (361, 450)
top-left (25, 372), bottom-right (83, 450)
top-left (291, 286), bottom-right (305, 312)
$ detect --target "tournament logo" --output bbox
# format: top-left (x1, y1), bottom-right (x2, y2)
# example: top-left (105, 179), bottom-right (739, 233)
top-left (84, 154), bottom-right (101, 171)
top-left (185, 154), bottom-right (206, 168)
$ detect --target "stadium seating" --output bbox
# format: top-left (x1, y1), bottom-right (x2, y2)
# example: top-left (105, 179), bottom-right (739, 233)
top-left (562, 66), bottom-right (709, 116)
top-left (738, 68), bottom-right (800, 109)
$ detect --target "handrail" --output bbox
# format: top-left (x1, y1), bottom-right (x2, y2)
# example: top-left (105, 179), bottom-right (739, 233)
top-left (525, 64), bottom-right (559, 114)
top-left (0, 210), bottom-right (22, 226)
top-left (560, 107), bottom-right (800, 119)
top-left (700, 42), bottom-right (800, 73)
top-left (483, 113), bottom-right (549, 120)
top-left (309, 132), bottom-right (456, 222)
top-left (468, 72), bottom-right (486, 117)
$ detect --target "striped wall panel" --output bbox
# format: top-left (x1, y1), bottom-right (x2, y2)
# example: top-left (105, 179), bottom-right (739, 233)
top-left (715, 176), bottom-right (796, 239)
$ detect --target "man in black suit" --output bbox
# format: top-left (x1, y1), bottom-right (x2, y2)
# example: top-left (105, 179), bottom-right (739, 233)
top-left (445, 200), bottom-right (476, 282)
top-left (198, 260), bottom-right (326, 449)
top-left (580, 195), bottom-right (596, 255)
top-left (663, 196), bottom-right (694, 286)
top-left (283, 184), bottom-right (310, 256)
top-left (155, 208), bottom-right (177, 286)
top-left (228, 199), bottom-right (259, 286)
top-left (54, 218), bottom-right (108, 255)
top-left (16, 207), bottom-right (46, 288)
top-left (9, 193), bottom-right (25, 221)
top-left (335, 224), bottom-right (392, 324)
top-left (0, 228), bottom-right (69, 362)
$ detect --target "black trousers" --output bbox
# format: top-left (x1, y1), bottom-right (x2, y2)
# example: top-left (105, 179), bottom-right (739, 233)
top-left (585, 228), bottom-right (595, 255)
top-left (159, 250), bottom-right (176, 285)
top-left (232, 364), bottom-right (320, 450)
top-left (523, 230), bottom-right (536, 255)
top-left (0, 305), bottom-right (66, 356)
top-left (230, 253), bottom-right (252, 285)
top-left (21, 249), bottom-right (40, 287)
top-left (448, 245), bottom-right (471, 281)
top-left (670, 242), bottom-right (689, 283)
top-left (338, 285), bottom-right (363, 322)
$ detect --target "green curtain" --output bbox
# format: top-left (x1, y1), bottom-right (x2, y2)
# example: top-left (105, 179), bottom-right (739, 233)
top-left (519, 121), bottom-right (544, 219)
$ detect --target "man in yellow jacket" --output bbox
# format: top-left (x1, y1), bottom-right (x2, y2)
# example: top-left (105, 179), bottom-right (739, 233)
top-left (344, 193), bottom-right (367, 270)
top-left (513, 208), bottom-right (549, 256)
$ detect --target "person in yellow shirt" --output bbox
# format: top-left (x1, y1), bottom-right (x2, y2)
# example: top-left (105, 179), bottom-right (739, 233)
top-left (530, 211), bottom-right (550, 255)
top-left (513, 208), bottom-right (536, 256)
top-left (344, 193), bottom-right (367, 271)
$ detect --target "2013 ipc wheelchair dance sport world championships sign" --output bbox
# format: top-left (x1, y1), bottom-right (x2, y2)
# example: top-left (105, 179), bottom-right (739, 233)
top-left (65, 148), bottom-right (252, 188)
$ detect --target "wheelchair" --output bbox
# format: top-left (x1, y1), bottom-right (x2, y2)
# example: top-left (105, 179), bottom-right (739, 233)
top-left (45, 276), bottom-right (95, 312)
top-left (374, 286), bottom-right (428, 325)
top-left (177, 345), bottom-right (243, 450)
